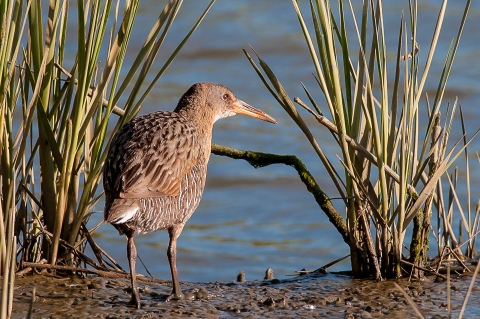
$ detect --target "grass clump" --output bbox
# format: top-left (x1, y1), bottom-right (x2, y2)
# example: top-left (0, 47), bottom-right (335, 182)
top-left (0, 0), bottom-right (215, 317)
top-left (240, 0), bottom-right (477, 279)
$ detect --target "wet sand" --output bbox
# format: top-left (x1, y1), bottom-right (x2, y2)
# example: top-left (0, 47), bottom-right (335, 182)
top-left (10, 271), bottom-right (480, 318)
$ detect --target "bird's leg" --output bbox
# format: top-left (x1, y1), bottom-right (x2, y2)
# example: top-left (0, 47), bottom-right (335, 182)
top-left (126, 230), bottom-right (141, 308)
top-left (166, 224), bottom-right (185, 301)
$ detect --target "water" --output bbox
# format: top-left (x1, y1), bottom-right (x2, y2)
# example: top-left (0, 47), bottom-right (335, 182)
top-left (87, 0), bottom-right (480, 283)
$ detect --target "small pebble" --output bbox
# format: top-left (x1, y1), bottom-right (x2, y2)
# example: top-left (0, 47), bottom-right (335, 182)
top-left (139, 286), bottom-right (151, 293)
top-left (297, 268), bottom-right (311, 276)
top-left (276, 297), bottom-right (288, 307)
top-left (302, 296), bottom-right (326, 306)
top-left (263, 297), bottom-right (275, 307)
top-left (325, 295), bottom-right (338, 304)
top-left (88, 282), bottom-right (104, 290)
top-left (226, 305), bottom-right (240, 313)
top-left (237, 270), bottom-right (246, 283)
top-left (264, 268), bottom-right (274, 280)
top-left (182, 292), bottom-right (196, 300)
top-left (194, 288), bottom-right (209, 300)
top-left (334, 297), bottom-right (344, 306)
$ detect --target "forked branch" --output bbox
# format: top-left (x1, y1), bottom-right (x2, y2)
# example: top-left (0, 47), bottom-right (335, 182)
top-left (211, 143), bottom-right (349, 244)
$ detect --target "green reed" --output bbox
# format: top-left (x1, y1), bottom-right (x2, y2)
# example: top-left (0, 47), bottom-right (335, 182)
top-left (245, 0), bottom-right (477, 279)
top-left (0, 0), bottom-right (215, 317)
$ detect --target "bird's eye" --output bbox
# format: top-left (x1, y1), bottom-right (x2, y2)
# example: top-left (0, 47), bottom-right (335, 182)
top-left (222, 93), bottom-right (229, 101)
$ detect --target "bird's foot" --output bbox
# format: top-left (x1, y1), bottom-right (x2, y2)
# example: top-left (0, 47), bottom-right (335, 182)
top-left (129, 290), bottom-right (141, 309)
top-left (166, 292), bottom-right (184, 302)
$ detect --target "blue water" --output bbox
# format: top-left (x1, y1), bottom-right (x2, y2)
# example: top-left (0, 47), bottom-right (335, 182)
top-left (85, 0), bottom-right (480, 283)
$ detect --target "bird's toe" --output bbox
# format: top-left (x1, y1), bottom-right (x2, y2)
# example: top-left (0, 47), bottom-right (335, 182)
top-left (129, 291), bottom-right (141, 309)
top-left (166, 292), bottom-right (184, 302)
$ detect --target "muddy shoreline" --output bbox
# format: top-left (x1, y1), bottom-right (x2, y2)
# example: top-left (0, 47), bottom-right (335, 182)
top-left (10, 271), bottom-right (480, 318)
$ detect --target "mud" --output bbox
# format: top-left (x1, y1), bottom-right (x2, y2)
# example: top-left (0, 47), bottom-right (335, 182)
top-left (10, 271), bottom-right (480, 318)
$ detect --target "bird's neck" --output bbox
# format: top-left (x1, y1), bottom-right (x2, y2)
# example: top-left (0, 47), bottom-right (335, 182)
top-left (194, 122), bottom-right (213, 167)
top-left (174, 94), bottom-right (216, 161)
top-left (176, 107), bottom-right (214, 160)
top-left (176, 105), bottom-right (216, 135)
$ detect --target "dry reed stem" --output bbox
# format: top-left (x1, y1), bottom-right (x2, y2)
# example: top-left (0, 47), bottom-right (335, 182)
top-left (26, 286), bottom-right (35, 319)
top-left (458, 256), bottom-right (480, 319)
top-left (400, 259), bottom-right (448, 280)
top-left (19, 262), bottom-right (168, 284)
top-left (393, 282), bottom-right (425, 319)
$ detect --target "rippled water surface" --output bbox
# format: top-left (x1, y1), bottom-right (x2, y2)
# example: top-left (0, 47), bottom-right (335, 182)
top-left (84, 1), bottom-right (480, 283)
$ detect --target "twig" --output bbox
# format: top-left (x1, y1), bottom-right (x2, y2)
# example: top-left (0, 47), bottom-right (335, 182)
top-left (393, 282), bottom-right (425, 319)
top-left (458, 256), bottom-right (480, 319)
top-left (433, 246), bottom-right (447, 280)
top-left (81, 222), bottom-right (109, 269)
top-left (26, 287), bottom-right (35, 319)
top-left (19, 262), bottom-right (168, 283)
top-left (292, 268), bottom-right (312, 276)
top-left (358, 206), bottom-right (382, 281)
top-left (314, 254), bottom-right (350, 273)
top-left (15, 267), bottom-right (33, 277)
top-left (81, 220), bottom-right (124, 271)
top-left (19, 262), bottom-right (116, 277)
top-left (433, 246), bottom-right (471, 278)
top-left (90, 239), bottom-right (124, 272)
top-left (400, 259), bottom-right (448, 280)
top-left (211, 143), bottom-right (349, 245)
top-left (32, 225), bottom-right (113, 272)
top-left (447, 263), bottom-right (451, 319)
top-left (137, 254), bottom-right (154, 279)
top-left (457, 228), bottom-right (480, 250)
top-left (446, 247), bottom-right (470, 273)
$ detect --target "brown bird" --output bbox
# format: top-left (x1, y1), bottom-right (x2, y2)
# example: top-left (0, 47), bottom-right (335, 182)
top-left (103, 82), bottom-right (276, 308)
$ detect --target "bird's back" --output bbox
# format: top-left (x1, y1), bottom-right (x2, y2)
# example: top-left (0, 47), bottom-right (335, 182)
top-left (103, 111), bottom-right (209, 233)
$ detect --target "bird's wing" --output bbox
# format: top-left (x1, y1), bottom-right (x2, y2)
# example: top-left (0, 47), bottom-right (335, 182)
top-left (103, 112), bottom-right (200, 198)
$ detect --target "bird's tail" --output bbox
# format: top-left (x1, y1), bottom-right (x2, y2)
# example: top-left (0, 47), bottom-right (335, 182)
top-left (104, 198), bottom-right (140, 225)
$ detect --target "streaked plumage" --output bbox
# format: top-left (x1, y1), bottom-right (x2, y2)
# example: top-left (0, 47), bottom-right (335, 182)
top-left (103, 82), bottom-right (276, 308)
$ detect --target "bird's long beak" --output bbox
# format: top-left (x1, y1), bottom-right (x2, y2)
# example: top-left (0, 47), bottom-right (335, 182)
top-left (232, 99), bottom-right (277, 124)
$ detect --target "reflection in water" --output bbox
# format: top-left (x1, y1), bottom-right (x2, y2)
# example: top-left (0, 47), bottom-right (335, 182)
top-left (88, 1), bottom-right (480, 282)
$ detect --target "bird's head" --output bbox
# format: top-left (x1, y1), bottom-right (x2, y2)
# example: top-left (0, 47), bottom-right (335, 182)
top-left (175, 82), bottom-right (277, 125)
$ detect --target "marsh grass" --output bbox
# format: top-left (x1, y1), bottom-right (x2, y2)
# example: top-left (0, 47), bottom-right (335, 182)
top-left (244, 0), bottom-right (478, 280)
top-left (0, 0), bottom-right (215, 317)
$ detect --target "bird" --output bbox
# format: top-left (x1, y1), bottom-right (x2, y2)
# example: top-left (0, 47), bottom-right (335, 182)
top-left (103, 82), bottom-right (276, 308)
